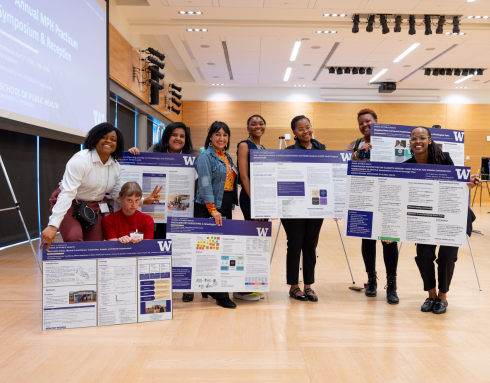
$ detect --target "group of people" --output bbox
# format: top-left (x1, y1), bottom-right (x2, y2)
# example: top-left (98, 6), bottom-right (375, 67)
top-left (39, 108), bottom-right (480, 314)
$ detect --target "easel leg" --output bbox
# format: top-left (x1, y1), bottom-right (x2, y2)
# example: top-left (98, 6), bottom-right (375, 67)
top-left (270, 220), bottom-right (282, 265)
top-left (398, 242), bottom-right (403, 255)
top-left (467, 235), bottom-right (482, 291)
top-left (471, 184), bottom-right (478, 207)
top-left (336, 220), bottom-right (355, 284)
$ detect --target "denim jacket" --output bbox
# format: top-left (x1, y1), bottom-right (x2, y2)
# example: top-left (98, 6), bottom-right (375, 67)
top-left (195, 147), bottom-right (239, 209)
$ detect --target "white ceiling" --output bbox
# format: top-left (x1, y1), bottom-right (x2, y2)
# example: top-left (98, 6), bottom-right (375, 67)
top-left (117, 0), bottom-right (490, 90)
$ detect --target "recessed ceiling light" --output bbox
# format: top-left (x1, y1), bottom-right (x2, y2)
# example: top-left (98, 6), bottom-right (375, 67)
top-left (212, 83), bottom-right (224, 86)
top-left (179, 11), bottom-right (203, 15)
top-left (194, 29), bottom-right (200, 31)
top-left (393, 43), bottom-right (420, 63)
top-left (187, 29), bottom-right (207, 32)
top-left (467, 16), bottom-right (474, 19)
top-left (475, 16), bottom-right (482, 18)
top-left (323, 14), bottom-right (330, 16)
top-left (340, 14), bottom-right (347, 17)
top-left (188, 11), bottom-right (194, 14)
top-left (187, 29), bottom-right (193, 31)
top-left (332, 14), bottom-right (338, 17)
top-left (331, 31), bottom-right (337, 34)
top-left (316, 31), bottom-right (322, 34)
top-left (460, 32), bottom-right (465, 35)
top-left (484, 16), bottom-right (490, 19)
top-left (369, 68), bottom-right (388, 83)
top-left (293, 85), bottom-right (306, 87)
top-left (179, 11), bottom-right (186, 14)
top-left (290, 41), bottom-right (302, 61)
top-left (284, 67), bottom-right (292, 82)
top-left (202, 29), bottom-right (208, 32)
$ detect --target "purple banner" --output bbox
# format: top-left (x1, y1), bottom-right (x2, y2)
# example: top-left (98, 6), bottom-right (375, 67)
top-left (121, 152), bottom-right (196, 167)
top-left (277, 182), bottom-right (305, 196)
top-left (372, 123), bottom-right (465, 144)
top-left (250, 149), bottom-right (352, 164)
top-left (167, 217), bottom-right (272, 237)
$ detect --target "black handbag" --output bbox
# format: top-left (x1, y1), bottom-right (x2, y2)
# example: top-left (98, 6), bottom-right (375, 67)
top-left (72, 202), bottom-right (98, 229)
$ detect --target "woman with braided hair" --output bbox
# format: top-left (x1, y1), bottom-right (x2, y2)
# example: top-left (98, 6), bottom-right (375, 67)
top-left (404, 126), bottom-right (480, 314)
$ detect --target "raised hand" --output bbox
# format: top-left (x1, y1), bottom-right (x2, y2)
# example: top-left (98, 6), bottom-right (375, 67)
top-left (144, 185), bottom-right (163, 205)
top-left (128, 147), bottom-right (140, 155)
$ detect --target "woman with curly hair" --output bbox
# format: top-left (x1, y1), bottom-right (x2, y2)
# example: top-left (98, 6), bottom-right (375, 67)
top-left (345, 109), bottom-right (400, 305)
top-left (40, 123), bottom-right (161, 250)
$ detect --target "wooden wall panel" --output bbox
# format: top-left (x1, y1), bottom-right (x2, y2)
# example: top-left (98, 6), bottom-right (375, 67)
top-left (207, 101), bottom-right (261, 127)
top-left (381, 103), bottom-right (447, 128)
top-left (261, 102), bottom-right (314, 128)
top-left (313, 102), bottom-right (380, 130)
top-left (109, 23), bottom-right (132, 90)
top-left (183, 101), bottom-right (208, 128)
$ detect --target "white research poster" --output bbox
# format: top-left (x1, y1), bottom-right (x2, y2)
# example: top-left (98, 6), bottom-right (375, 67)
top-left (119, 152), bottom-right (196, 223)
top-left (249, 149), bottom-right (351, 219)
top-left (371, 123), bottom-right (465, 166)
top-left (343, 161), bottom-right (471, 247)
top-left (167, 217), bottom-right (272, 293)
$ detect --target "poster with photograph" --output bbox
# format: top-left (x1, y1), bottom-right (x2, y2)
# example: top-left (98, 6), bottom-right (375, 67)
top-left (119, 152), bottom-right (196, 223)
top-left (371, 123), bottom-right (465, 166)
top-left (249, 150), bottom-right (351, 219)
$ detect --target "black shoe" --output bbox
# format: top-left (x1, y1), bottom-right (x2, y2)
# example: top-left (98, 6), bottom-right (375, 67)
top-left (289, 287), bottom-right (308, 301)
top-left (433, 299), bottom-right (448, 314)
top-left (305, 288), bottom-right (318, 302)
top-left (216, 297), bottom-right (236, 309)
top-left (365, 271), bottom-right (378, 297)
top-left (182, 293), bottom-right (194, 302)
top-left (421, 298), bottom-right (435, 312)
top-left (201, 293), bottom-right (209, 298)
top-left (385, 276), bottom-right (399, 305)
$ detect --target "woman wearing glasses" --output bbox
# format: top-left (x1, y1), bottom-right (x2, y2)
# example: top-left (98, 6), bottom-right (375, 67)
top-left (405, 127), bottom-right (479, 314)
top-left (345, 109), bottom-right (400, 305)
top-left (283, 115), bottom-right (325, 302)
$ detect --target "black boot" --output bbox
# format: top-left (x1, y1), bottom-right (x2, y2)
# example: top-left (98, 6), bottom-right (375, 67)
top-left (385, 276), bottom-right (399, 305)
top-left (365, 271), bottom-right (377, 297)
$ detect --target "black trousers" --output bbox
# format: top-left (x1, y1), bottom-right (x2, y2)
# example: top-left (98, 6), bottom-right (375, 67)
top-left (194, 191), bottom-right (234, 299)
top-left (415, 244), bottom-right (458, 294)
top-left (154, 223), bottom-right (167, 239)
top-left (361, 239), bottom-right (399, 277)
top-left (282, 218), bottom-right (324, 285)
top-left (239, 189), bottom-right (252, 221)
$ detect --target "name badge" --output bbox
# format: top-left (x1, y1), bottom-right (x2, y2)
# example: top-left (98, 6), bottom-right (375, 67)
top-left (130, 231), bottom-right (144, 240)
top-left (99, 203), bottom-right (110, 213)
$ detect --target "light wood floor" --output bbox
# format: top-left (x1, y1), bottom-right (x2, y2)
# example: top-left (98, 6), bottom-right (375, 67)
top-left (1, 205), bottom-right (490, 383)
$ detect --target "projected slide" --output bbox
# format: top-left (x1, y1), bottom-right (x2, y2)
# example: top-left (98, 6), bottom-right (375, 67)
top-left (0, 0), bottom-right (106, 136)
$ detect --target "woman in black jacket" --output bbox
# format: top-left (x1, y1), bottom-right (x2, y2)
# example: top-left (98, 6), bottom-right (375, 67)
top-left (404, 127), bottom-right (480, 314)
top-left (283, 115), bottom-right (325, 302)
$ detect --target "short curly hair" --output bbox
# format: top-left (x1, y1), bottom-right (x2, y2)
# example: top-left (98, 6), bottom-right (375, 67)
top-left (83, 123), bottom-right (125, 161)
top-left (357, 108), bottom-right (378, 121)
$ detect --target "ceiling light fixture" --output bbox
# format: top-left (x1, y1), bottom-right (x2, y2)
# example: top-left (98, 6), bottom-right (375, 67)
top-left (352, 14), bottom-right (360, 33)
top-left (290, 41), bottom-right (302, 61)
top-left (369, 68), bottom-right (388, 83)
top-left (453, 16), bottom-right (460, 33)
top-left (337, 67), bottom-right (343, 75)
top-left (317, 30), bottom-right (337, 33)
top-left (324, 13), bottom-right (347, 17)
top-left (454, 69), bottom-right (461, 76)
top-left (186, 29), bottom-right (208, 32)
top-left (432, 68), bottom-right (439, 76)
top-left (424, 15), bottom-right (432, 35)
top-left (424, 68), bottom-right (431, 76)
top-left (344, 67), bottom-right (351, 74)
top-left (393, 43), bottom-right (420, 62)
top-left (352, 67), bottom-right (359, 74)
top-left (211, 83), bottom-right (225, 86)
top-left (359, 67), bottom-right (366, 74)
top-left (477, 69), bottom-right (484, 75)
top-left (455, 74), bottom-right (474, 83)
top-left (179, 11), bottom-right (203, 14)
top-left (284, 67), bottom-right (292, 81)
top-left (436, 16), bottom-right (445, 34)
top-left (409, 15), bottom-right (416, 35)
top-left (366, 15), bottom-right (375, 32)
top-left (447, 68), bottom-right (453, 76)
top-left (293, 85), bottom-right (306, 87)
top-left (328, 67), bottom-right (335, 74)
top-left (394, 15), bottom-right (402, 32)
top-left (380, 14), bottom-right (389, 34)
top-left (439, 68), bottom-right (446, 76)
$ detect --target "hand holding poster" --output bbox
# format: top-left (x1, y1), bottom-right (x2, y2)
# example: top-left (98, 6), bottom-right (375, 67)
top-left (371, 124), bottom-right (465, 166)
top-left (167, 217), bottom-right (272, 292)
top-left (344, 161), bottom-right (471, 247)
top-left (250, 150), bottom-right (351, 219)
top-left (119, 152), bottom-right (196, 223)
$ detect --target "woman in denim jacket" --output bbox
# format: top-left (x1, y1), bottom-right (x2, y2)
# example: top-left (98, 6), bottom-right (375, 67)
top-left (194, 121), bottom-right (239, 309)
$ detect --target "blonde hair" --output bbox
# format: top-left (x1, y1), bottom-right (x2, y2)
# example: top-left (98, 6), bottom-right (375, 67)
top-left (119, 181), bottom-right (143, 198)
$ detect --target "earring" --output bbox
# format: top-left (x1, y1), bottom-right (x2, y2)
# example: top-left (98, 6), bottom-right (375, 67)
top-left (209, 142), bottom-right (213, 147)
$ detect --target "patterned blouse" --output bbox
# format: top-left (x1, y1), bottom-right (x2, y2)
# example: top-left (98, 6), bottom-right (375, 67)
top-left (206, 148), bottom-right (236, 214)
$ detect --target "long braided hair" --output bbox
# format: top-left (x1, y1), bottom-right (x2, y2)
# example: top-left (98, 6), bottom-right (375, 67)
top-left (410, 127), bottom-right (446, 165)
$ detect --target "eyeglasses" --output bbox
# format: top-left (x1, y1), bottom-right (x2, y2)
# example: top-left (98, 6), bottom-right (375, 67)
top-left (295, 126), bottom-right (312, 134)
top-left (409, 136), bottom-right (428, 142)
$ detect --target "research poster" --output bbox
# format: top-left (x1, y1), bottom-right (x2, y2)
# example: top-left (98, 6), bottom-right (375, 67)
top-left (343, 161), bottom-right (471, 247)
top-left (119, 152), bottom-right (196, 223)
top-left (249, 150), bottom-right (351, 219)
top-left (371, 123), bottom-right (465, 166)
top-left (42, 240), bottom-right (172, 330)
top-left (167, 217), bottom-right (272, 292)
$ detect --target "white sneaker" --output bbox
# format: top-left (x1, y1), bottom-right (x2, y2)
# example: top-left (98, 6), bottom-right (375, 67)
top-left (233, 293), bottom-right (260, 301)
top-left (249, 292), bottom-right (265, 299)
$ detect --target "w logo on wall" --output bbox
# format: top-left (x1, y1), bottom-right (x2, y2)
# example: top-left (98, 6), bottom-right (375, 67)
top-left (453, 131), bottom-right (465, 142)
top-left (455, 169), bottom-right (471, 180)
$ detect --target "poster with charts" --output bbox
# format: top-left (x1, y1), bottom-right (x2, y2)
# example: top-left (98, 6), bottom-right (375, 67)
top-left (371, 123), bottom-right (465, 166)
top-left (343, 161), bottom-right (471, 247)
top-left (249, 150), bottom-right (351, 219)
top-left (167, 217), bottom-right (272, 292)
top-left (119, 152), bottom-right (196, 223)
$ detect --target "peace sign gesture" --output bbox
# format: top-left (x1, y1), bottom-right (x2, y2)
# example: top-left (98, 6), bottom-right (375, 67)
top-left (143, 185), bottom-right (163, 205)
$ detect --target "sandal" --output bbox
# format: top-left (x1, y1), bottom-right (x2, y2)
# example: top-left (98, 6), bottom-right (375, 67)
top-left (289, 287), bottom-right (307, 301)
top-left (182, 293), bottom-right (194, 302)
top-left (305, 288), bottom-right (318, 302)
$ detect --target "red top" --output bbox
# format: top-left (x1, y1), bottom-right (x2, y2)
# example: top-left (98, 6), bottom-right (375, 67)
top-left (102, 209), bottom-right (154, 240)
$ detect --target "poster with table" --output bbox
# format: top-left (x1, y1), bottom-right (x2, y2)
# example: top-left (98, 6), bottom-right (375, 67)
top-left (343, 161), bottom-right (471, 247)
top-left (371, 123), bottom-right (465, 166)
top-left (167, 217), bottom-right (272, 292)
top-left (249, 149), bottom-right (351, 219)
top-left (119, 152), bottom-right (196, 223)
top-left (42, 240), bottom-right (172, 331)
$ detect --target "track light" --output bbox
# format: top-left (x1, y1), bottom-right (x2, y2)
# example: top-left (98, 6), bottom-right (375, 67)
top-left (366, 15), bottom-right (375, 32)
top-left (453, 16), bottom-right (460, 33)
top-left (329, 67), bottom-right (335, 74)
top-left (424, 15), bottom-right (432, 35)
top-left (409, 15), bottom-right (416, 35)
top-left (148, 56), bottom-right (165, 70)
top-left (170, 107), bottom-right (181, 115)
top-left (477, 69), bottom-right (484, 75)
top-left (446, 69), bottom-right (453, 76)
top-left (436, 16), bottom-right (445, 34)
top-left (148, 66), bottom-right (164, 79)
top-left (170, 84), bottom-right (182, 92)
top-left (462, 69), bottom-right (468, 76)
top-left (359, 67), bottom-right (366, 75)
top-left (352, 14), bottom-right (360, 33)
top-left (147, 47), bottom-right (165, 61)
top-left (337, 67), bottom-right (343, 75)
top-left (380, 15), bottom-right (389, 34)
top-left (469, 68), bottom-right (476, 75)
top-left (149, 79), bottom-right (163, 90)
top-left (170, 90), bottom-right (182, 100)
top-left (432, 68), bottom-right (439, 76)
top-left (424, 68), bottom-right (431, 76)
top-left (344, 67), bottom-right (351, 74)
top-left (454, 69), bottom-right (461, 76)
top-left (352, 67), bottom-right (358, 74)
top-left (366, 67), bottom-right (373, 75)
top-left (439, 68), bottom-right (445, 76)
top-left (171, 98), bottom-right (182, 107)
top-left (394, 15), bottom-right (402, 32)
